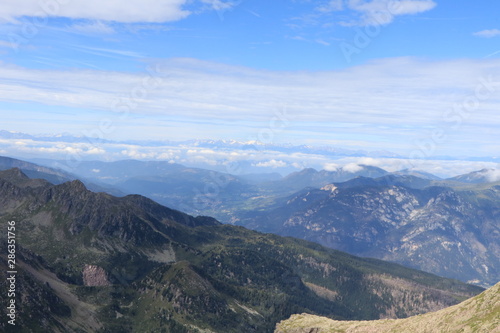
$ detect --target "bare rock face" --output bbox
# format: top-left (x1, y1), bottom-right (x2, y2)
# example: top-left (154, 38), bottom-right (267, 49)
top-left (83, 264), bottom-right (111, 287)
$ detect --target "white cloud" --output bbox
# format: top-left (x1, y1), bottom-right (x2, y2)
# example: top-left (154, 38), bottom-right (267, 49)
top-left (473, 29), bottom-right (500, 38)
top-left (255, 160), bottom-right (288, 168)
top-left (481, 169), bottom-right (500, 182)
top-left (0, 0), bottom-right (190, 23)
top-left (323, 163), bottom-right (340, 171)
top-left (347, 0), bottom-right (437, 26)
top-left (342, 163), bottom-right (363, 173)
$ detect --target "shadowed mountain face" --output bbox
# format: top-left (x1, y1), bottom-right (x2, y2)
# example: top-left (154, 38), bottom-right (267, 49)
top-left (275, 281), bottom-right (500, 333)
top-left (0, 169), bottom-right (483, 332)
top-left (239, 179), bottom-right (500, 287)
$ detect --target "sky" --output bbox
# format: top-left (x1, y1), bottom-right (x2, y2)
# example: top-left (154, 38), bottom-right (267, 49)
top-left (1, 0), bottom-right (500, 174)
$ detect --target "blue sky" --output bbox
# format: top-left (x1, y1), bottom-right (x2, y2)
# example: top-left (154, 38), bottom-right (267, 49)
top-left (1, 0), bottom-right (500, 169)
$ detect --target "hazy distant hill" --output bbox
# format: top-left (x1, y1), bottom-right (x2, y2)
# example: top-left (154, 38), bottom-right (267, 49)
top-left (0, 169), bottom-right (482, 332)
top-left (275, 281), bottom-right (500, 333)
top-left (0, 155), bottom-right (75, 185)
top-left (263, 165), bottom-right (389, 194)
top-left (0, 156), bottom-right (123, 196)
top-left (448, 168), bottom-right (500, 184)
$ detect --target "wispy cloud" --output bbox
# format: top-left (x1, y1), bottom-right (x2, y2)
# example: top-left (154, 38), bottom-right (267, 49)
top-left (0, 40), bottom-right (18, 49)
top-left (473, 29), bottom-right (500, 38)
top-left (289, 0), bottom-right (437, 44)
top-left (1, 57), bottom-right (500, 157)
top-left (317, 0), bottom-right (344, 13)
top-left (345, 0), bottom-right (437, 26)
top-left (201, 0), bottom-right (238, 12)
top-left (68, 21), bottom-right (116, 35)
top-left (0, 0), bottom-right (191, 23)
top-left (69, 45), bottom-right (145, 58)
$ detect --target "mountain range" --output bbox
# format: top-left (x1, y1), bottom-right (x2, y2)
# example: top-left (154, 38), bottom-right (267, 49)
top-left (238, 175), bottom-right (500, 287)
top-left (0, 168), bottom-right (484, 332)
top-left (1, 156), bottom-right (500, 288)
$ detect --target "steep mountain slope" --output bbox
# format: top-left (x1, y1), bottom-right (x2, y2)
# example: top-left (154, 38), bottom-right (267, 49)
top-left (239, 177), bottom-right (500, 287)
top-left (0, 169), bottom-right (483, 332)
top-left (275, 281), bottom-right (500, 333)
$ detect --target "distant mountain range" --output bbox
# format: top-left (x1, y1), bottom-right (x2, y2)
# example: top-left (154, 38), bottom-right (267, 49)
top-left (0, 168), bottom-right (483, 332)
top-left (239, 175), bottom-right (500, 287)
top-left (1, 155), bottom-right (499, 288)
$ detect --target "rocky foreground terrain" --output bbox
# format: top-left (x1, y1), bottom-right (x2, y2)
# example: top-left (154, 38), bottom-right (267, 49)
top-left (275, 281), bottom-right (500, 333)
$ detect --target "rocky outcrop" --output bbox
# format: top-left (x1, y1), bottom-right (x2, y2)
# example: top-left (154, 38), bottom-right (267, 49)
top-left (82, 265), bottom-right (110, 287)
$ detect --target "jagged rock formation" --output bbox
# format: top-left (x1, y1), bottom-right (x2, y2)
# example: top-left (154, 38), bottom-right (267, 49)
top-left (275, 281), bottom-right (500, 333)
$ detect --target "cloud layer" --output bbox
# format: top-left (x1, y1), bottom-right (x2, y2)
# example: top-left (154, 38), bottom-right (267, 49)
top-left (1, 133), bottom-right (498, 179)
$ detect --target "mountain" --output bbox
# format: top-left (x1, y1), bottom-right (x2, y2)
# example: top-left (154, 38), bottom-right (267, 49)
top-left (265, 165), bottom-right (389, 194)
top-left (30, 158), bottom-right (258, 220)
top-left (448, 168), bottom-right (500, 184)
top-left (0, 156), bottom-right (124, 196)
top-left (31, 160), bottom-right (390, 224)
top-left (0, 169), bottom-right (483, 332)
top-left (393, 168), bottom-right (441, 180)
top-left (275, 281), bottom-right (500, 333)
top-left (32, 159), bottom-right (188, 183)
top-left (238, 177), bottom-right (500, 287)
top-left (0, 155), bottom-right (75, 185)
